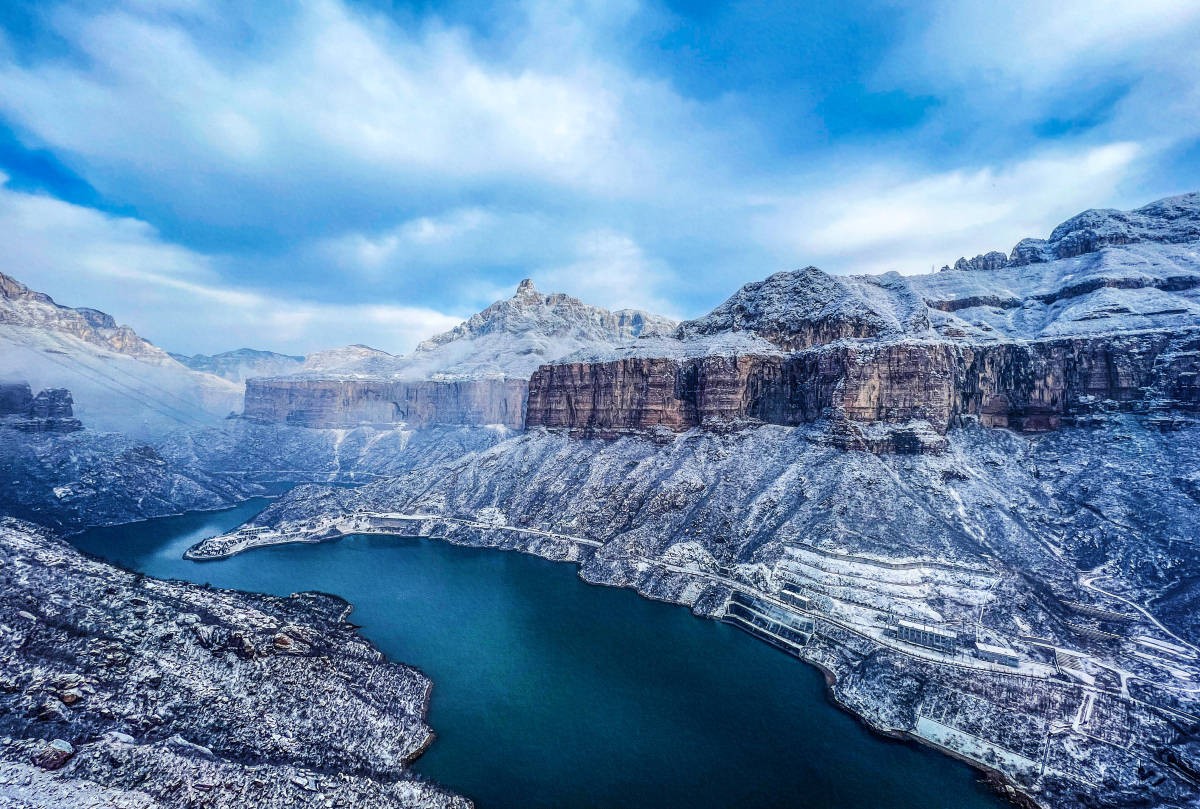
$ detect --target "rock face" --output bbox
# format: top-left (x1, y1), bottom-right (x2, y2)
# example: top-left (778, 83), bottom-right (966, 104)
top-left (0, 272), bottom-right (170, 363)
top-left (0, 517), bottom-right (468, 809)
top-left (244, 378), bottom-right (529, 429)
top-left (0, 274), bottom-right (242, 438)
top-left (527, 329), bottom-right (1200, 436)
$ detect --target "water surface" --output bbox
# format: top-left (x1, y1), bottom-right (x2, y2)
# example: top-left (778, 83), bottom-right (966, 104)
top-left (73, 502), bottom-right (1006, 809)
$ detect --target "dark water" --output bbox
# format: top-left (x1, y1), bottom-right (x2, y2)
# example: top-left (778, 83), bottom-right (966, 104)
top-left (73, 501), bottom-right (1005, 809)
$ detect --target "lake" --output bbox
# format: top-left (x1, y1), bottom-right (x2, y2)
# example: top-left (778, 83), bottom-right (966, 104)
top-left (73, 500), bottom-right (1006, 809)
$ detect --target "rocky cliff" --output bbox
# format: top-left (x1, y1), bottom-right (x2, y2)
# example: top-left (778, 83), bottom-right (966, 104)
top-left (528, 330), bottom-right (1200, 436)
top-left (0, 382), bottom-right (82, 433)
top-left (0, 272), bottom-right (172, 363)
top-left (0, 273), bottom-right (242, 438)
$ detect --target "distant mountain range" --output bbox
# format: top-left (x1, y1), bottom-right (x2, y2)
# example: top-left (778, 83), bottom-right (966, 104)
top-left (169, 348), bottom-right (305, 383)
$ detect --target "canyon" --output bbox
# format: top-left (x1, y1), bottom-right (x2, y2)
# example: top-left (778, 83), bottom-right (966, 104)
top-left (3, 192), bottom-right (1200, 809)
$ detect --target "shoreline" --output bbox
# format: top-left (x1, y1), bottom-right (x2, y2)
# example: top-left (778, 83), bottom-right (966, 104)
top-left (182, 514), bottom-right (1048, 809)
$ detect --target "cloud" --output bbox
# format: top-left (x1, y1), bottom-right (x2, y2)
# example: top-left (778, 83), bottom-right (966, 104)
top-left (537, 228), bottom-right (681, 317)
top-left (0, 0), bottom-right (696, 236)
top-left (0, 175), bottom-right (462, 354)
top-left (894, 1), bottom-right (1200, 91)
top-left (752, 142), bottom-right (1145, 275)
top-left (0, 0), bottom-right (1196, 335)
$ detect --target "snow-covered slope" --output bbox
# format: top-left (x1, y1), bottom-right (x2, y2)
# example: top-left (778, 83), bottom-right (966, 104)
top-left (170, 347), bottom-right (305, 382)
top-left (0, 271), bottom-right (173, 362)
top-left (0, 272), bottom-right (241, 438)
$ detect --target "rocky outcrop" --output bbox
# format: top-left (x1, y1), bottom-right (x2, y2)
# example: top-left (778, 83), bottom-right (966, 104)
top-left (0, 382), bottom-right (82, 433)
top-left (938, 193), bottom-right (1200, 271)
top-left (0, 517), bottom-right (467, 808)
top-left (674, 267), bottom-right (924, 350)
top-left (0, 272), bottom-right (171, 363)
top-left (244, 378), bottom-right (528, 429)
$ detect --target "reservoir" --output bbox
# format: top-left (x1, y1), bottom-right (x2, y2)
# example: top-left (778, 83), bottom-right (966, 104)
top-left (73, 500), bottom-right (1007, 809)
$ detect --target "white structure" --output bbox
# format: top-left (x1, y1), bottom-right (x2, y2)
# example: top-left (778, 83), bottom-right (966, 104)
top-left (974, 641), bottom-right (1020, 667)
top-left (893, 619), bottom-right (958, 652)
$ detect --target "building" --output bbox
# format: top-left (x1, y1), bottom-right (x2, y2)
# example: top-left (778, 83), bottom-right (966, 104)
top-left (974, 641), bottom-right (1020, 667)
top-left (779, 585), bottom-right (811, 611)
top-left (892, 619), bottom-right (958, 652)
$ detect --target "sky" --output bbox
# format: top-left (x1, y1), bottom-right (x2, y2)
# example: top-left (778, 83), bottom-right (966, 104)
top-left (0, 0), bottom-right (1198, 355)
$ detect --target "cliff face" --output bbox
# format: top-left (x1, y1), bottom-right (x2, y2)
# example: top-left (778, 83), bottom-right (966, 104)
top-left (527, 195), bottom-right (1200, 444)
top-left (526, 331), bottom-right (1200, 436)
top-left (244, 378), bottom-right (528, 429)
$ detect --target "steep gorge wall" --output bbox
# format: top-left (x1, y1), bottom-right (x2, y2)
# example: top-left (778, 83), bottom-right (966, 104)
top-left (244, 378), bottom-right (528, 429)
top-left (526, 331), bottom-right (1200, 435)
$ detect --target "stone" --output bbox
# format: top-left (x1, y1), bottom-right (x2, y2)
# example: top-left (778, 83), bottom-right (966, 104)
top-left (31, 739), bottom-right (74, 770)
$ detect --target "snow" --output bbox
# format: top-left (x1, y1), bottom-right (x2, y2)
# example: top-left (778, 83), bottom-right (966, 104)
top-left (0, 323), bottom-right (241, 438)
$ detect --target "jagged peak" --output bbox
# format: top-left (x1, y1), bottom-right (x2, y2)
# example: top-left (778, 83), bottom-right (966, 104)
top-left (415, 280), bottom-right (675, 353)
top-left (941, 191), bottom-right (1200, 272)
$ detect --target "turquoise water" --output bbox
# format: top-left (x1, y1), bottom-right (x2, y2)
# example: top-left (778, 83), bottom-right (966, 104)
top-left (73, 501), bottom-right (1006, 809)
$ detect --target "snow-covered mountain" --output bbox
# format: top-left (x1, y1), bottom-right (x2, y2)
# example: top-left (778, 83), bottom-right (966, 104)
top-left (169, 348), bottom-right (305, 382)
top-left (279, 279), bottom-right (676, 381)
top-left (0, 271), bottom-right (241, 438)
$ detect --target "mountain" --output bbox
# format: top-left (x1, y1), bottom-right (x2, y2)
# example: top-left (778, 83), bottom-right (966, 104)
top-left (405, 278), bottom-right (677, 380)
top-left (243, 280), bottom-right (676, 428)
top-left (199, 192), bottom-right (1200, 809)
top-left (169, 348), bottom-right (305, 383)
top-left (0, 272), bottom-right (172, 363)
top-left (0, 272), bottom-right (241, 438)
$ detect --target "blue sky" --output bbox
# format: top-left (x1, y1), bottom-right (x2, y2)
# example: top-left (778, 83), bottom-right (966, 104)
top-left (0, 0), bottom-right (1198, 354)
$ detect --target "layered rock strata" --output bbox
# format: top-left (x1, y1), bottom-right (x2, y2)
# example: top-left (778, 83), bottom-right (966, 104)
top-left (526, 330), bottom-right (1200, 435)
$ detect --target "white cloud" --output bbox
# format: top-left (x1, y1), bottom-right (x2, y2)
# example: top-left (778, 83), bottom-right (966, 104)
top-left (537, 228), bottom-right (680, 317)
top-left (0, 176), bottom-right (462, 354)
top-left (0, 0), bottom-right (1195, 334)
top-left (896, 1), bottom-right (1200, 91)
top-left (753, 142), bottom-right (1145, 275)
top-left (0, 0), bottom-right (689, 230)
